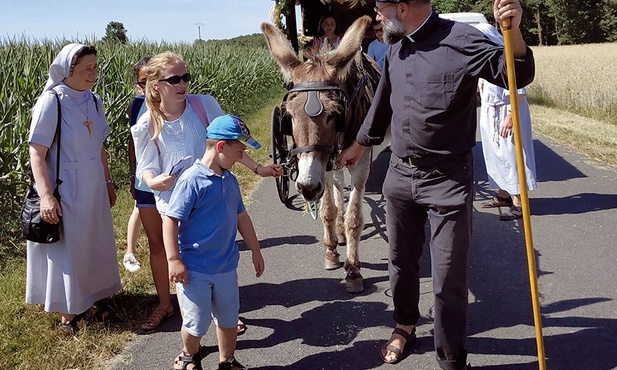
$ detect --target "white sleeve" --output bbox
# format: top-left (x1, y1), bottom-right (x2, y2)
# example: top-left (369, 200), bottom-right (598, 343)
top-left (28, 91), bottom-right (58, 147)
top-left (199, 95), bottom-right (224, 123)
top-left (131, 112), bottom-right (161, 182)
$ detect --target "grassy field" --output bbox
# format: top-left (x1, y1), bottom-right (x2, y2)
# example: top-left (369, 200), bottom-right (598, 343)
top-left (528, 42), bottom-right (617, 125)
top-left (526, 42), bottom-right (617, 166)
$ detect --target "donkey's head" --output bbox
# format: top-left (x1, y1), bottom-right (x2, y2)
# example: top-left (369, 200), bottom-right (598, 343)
top-left (262, 16), bottom-right (372, 201)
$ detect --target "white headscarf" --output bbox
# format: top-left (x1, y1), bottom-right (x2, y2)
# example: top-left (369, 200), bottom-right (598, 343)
top-left (474, 23), bottom-right (504, 47)
top-left (42, 43), bottom-right (87, 93)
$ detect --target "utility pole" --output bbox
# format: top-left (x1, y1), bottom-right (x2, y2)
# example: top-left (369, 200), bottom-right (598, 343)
top-left (194, 22), bottom-right (205, 40)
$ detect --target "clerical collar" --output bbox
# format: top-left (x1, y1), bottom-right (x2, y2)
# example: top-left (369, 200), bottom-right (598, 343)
top-left (407, 10), bottom-right (435, 42)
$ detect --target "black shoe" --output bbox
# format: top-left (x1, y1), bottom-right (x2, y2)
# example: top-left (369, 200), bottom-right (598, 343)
top-left (218, 355), bottom-right (246, 370)
top-left (462, 364), bottom-right (472, 370)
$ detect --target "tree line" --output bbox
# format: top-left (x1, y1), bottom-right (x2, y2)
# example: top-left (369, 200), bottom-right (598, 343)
top-left (434, 0), bottom-right (617, 45)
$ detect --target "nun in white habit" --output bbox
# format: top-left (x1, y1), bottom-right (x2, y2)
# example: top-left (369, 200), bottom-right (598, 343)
top-left (26, 43), bottom-right (121, 330)
top-left (475, 24), bottom-right (537, 221)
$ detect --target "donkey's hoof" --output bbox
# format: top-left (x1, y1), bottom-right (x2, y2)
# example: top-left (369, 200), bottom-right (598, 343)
top-left (345, 276), bottom-right (364, 293)
top-left (324, 251), bottom-right (342, 270)
top-left (337, 234), bottom-right (347, 246)
top-left (324, 258), bottom-right (343, 270)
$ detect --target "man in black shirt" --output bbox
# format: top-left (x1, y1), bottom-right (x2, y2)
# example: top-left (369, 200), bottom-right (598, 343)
top-left (336, 0), bottom-right (535, 368)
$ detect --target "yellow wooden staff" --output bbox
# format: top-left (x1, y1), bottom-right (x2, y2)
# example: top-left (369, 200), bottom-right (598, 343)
top-left (501, 16), bottom-right (547, 370)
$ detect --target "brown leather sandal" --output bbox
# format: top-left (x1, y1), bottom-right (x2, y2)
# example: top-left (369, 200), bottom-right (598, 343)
top-left (481, 195), bottom-right (513, 208)
top-left (141, 306), bottom-right (174, 330)
top-left (380, 327), bottom-right (416, 364)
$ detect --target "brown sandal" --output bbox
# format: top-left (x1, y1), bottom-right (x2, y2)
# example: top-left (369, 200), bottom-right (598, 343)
top-left (141, 306), bottom-right (174, 330)
top-left (380, 327), bottom-right (416, 364)
top-left (481, 195), bottom-right (513, 208)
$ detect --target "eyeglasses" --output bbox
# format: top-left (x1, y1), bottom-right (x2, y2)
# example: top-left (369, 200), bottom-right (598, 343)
top-left (136, 80), bottom-right (146, 88)
top-left (159, 73), bottom-right (191, 85)
top-left (374, 3), bottom-right (396, 14)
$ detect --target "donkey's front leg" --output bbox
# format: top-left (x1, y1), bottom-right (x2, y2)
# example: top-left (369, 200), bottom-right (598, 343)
top-left (320, 172), bottom-right (341, 270)
top-left (333, 168), bottom-right (347, 246)
top-left (343, 151), bottom-right (371, 293)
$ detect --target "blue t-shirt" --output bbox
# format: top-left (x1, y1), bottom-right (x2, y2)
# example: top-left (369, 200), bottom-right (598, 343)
top-left (165, 160), bottom-right (245, 274)
top-left (367, 39), bottom-right (388, 69)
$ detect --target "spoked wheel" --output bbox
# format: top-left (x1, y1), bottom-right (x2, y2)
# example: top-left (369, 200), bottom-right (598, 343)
top-left (271, 105), bottom-right (291, 204)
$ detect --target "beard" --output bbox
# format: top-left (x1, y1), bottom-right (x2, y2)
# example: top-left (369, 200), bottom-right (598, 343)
top-left (382, 16), bottom-right (407, 44)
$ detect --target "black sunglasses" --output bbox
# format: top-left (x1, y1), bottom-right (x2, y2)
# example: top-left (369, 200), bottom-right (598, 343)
top-left (159, 73), bottom-right (191, 85)
top-left (136, 80), bottom-right (147, 88)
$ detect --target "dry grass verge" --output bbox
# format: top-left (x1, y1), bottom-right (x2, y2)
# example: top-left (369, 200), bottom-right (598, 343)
top-left (530, 104), bottom-right (617, 168)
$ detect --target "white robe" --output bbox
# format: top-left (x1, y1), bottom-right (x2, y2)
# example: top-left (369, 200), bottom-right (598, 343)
top-left (478, 80), bottom-right (537, 195)
top-left (26, 84), bottom-right (121, 314)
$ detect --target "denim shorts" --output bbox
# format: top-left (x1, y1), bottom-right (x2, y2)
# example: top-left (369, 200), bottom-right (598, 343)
top-left (135, 188), bottom-right (156, 208)
top-left (176, 269), bottom-right (239, 337)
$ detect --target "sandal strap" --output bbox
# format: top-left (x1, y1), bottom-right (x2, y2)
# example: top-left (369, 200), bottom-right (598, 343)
top-left (382, 344), bottom-right (403, 357)
top-left (392, 326), bottom-right (415, 340)
top-left (142, 307), bottom-right (174, 329)
top-left (173, 351), bottom-right (202, 370)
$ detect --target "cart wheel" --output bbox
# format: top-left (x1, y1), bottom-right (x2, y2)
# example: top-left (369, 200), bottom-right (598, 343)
top-left (271, 105), bottom-right (291, 203)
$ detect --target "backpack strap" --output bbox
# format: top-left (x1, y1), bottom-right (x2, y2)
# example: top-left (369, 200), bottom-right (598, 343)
top-left (186, 94), bottom-right (210, 129)
top-left (90, 91), bottom-right (99, 113)
top-left (129, 96), bottom-right (145, 127)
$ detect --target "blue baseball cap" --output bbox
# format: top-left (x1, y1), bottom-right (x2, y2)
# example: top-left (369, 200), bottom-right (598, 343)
top-left (207, 114), bottom-right (261, 149)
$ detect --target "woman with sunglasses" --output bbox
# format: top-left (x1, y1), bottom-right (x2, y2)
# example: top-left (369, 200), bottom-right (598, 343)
top-left (131, 52), bottom-right (281, 332)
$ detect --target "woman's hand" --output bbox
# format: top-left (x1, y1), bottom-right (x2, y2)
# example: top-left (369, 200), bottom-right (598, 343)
top-left (147, 173), bottom-right (176, 191)
top-left (40, 193), bottom-right (62, 224)
top-left (106, 182), bottom-right (117, 207)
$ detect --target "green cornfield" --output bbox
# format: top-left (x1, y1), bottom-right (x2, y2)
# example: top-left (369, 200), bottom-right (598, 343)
top-left (0, 39), bottom-right (284, 254)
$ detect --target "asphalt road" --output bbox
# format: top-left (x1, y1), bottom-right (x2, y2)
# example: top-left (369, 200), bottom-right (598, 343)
top-left (107, 134), bottom-right (617, 370)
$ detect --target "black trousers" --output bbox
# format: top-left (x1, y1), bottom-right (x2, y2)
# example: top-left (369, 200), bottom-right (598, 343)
top-left (382, 151), bottom-right (473, 370)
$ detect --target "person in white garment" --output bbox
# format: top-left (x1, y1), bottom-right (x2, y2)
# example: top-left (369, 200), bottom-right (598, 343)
top-left (26, 43), bottom-right (122, 333)
top-left (475, 23), bottom-right (537, 220)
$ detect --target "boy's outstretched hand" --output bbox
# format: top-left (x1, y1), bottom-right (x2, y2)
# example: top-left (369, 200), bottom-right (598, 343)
top-left (252, 249), bottom-right (265, 277)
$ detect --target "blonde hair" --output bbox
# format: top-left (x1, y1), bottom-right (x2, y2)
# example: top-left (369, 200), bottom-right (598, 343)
top-left (144, 52), bottom-right (185, 140)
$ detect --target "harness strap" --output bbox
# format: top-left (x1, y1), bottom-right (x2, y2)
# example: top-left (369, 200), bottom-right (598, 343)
top-left (291, 145), bottom-right (333, 156)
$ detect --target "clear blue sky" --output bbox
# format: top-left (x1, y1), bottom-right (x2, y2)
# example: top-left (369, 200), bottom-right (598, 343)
top-left (0, 0), bottom-right (288, 43)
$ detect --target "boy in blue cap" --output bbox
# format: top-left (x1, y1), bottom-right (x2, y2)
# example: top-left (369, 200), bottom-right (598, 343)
top-left (163, 114), bottom-right (265, 370)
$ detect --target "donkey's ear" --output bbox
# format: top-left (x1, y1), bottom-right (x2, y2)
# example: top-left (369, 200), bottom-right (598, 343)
top-left (327, 15), bottom-right (372, 72)
top-left (261, 23), bottom-right (302, 73)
